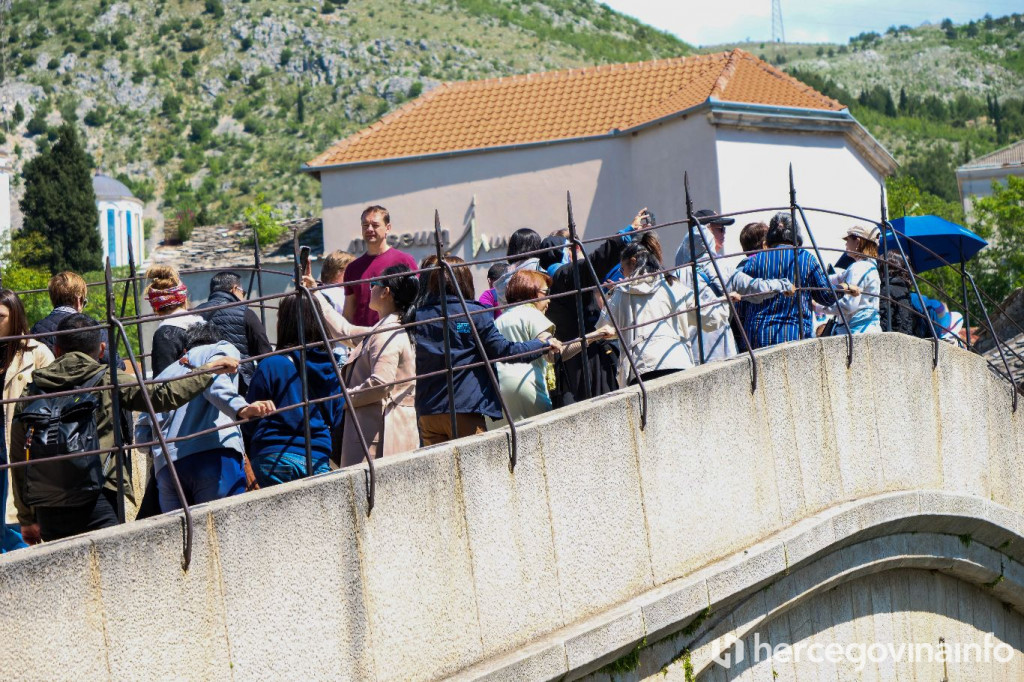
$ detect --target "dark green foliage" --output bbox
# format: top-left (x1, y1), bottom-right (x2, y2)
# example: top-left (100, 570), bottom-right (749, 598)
top-left (280, 48), bottom-right (292, 66)
top-left (239, 35), bottom-right (252, 51)
top-left (19, 123), bottom-right (101, 273)
top-left (188, 116), bottom-right (216, 144)
top-left (13, 102), bottom-right (25, 123)
top-left (180, 34), bottom-right (205, 52)
top-left (204, 0), bottom-right (225, 18)
top-left (296, 88), bottom-right (305, 123)
top-left (25, 110), bottom-right (48, 136)
top-left (161, 94), bottom-right (183, 117)
top-left (83, 107), bottom-right (106, 126)
top-left (901, 145), bottom-right (959, 203)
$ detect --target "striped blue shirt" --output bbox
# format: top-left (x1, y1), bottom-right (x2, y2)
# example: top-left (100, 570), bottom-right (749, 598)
top-left (741, 246), bottom-right (838, 349)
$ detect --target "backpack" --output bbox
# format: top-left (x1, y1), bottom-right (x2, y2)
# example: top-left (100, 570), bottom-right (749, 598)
top-left (15, 369), bottom-right (107, 508)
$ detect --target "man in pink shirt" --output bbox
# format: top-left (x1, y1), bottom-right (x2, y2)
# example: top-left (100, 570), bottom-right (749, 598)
top-left (342, 205), bottom-right (419, 326)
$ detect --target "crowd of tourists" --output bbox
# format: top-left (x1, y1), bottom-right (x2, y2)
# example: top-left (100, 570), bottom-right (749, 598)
top-left (0, 204), bottom-right (968, 551)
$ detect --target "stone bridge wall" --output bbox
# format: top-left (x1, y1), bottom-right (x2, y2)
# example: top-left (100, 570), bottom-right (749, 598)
top-left (0, 333), bottom-right (1021, 681)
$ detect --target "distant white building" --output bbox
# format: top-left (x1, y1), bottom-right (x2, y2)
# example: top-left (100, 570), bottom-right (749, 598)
top-left (0, 152), bottom-right (11, 246)
top-left (93, 174), bottom-right (145, 267)
top-left (305, 49), bottom-right (897, 289)
top-left (957, 139), bottom-right (1024, 217)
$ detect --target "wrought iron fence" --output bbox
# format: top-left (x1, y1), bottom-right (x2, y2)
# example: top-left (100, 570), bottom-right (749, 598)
top-left (0, 167), bottom-right (1018, 569)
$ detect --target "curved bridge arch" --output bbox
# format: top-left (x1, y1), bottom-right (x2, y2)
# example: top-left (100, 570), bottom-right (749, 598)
top-left (1, 334), bottom-right (1023, 682)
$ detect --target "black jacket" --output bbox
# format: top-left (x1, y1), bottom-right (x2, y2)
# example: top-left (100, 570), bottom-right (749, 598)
top-left (547, 229), bottom-right (632, 341)
top-left (195, 291), bottom-right (272, 387)
top-left (879, 273), bottom-right (917, 336)
top-left (31, 308), bottom-right (123, 368)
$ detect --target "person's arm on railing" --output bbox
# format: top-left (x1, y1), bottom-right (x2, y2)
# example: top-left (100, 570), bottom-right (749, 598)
top-left (479, 313), bottom-right (550, 363)
top-left (120, 356), bottom-right (239, 412)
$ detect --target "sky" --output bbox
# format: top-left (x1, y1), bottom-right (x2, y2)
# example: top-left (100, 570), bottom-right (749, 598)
top-left (600, 0), bottom-right (1022, 46)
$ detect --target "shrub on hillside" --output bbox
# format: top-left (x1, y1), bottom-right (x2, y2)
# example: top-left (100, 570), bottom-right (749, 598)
top-left (180, 34), bottom-right (205, 52)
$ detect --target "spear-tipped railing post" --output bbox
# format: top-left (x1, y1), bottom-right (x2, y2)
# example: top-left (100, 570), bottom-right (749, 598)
top-left (292, 230), bottom-right (315, 478)
top-left (566, 191), bottom-right (593, 397)
top-left (298, 286), bottom-right (377, 511)
top-left (433, 210), bottom-right (460, 441)
top-left (966, 273), bottom-right (1016, 412)
top-left (690, 216), bottom-right (759, 393)
top-left (683, 173), bottom-right (705, 365)
top-left (879, 185), bottom-right (892, 334)
top-left (253, 222), bottom-right (267, 326)
top-left (103, 260), bottom-right (127, 524)
top-left (434, 212), bottom-right (520, 469)
top-left (794, 205), bottom-right (854, 367)
top-left (789, 164), bottom-right (805, 339)
top-left (883, 220), bottom-right (940, 368)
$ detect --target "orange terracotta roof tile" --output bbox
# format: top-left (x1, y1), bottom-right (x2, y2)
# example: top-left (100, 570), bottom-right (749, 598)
top-left (306, 49), bottom-right (844, 169)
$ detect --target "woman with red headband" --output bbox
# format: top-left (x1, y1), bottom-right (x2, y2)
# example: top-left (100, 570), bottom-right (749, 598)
top-left (145, 265), bottom-right (204, 375)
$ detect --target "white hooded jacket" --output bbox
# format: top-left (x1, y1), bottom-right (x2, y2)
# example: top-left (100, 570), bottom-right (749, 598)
top-left (598, 270), bottom-right (729, 386)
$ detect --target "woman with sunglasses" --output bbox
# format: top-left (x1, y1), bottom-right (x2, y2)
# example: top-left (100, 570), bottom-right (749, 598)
top-left (307, 265), bottom-right (420, 466)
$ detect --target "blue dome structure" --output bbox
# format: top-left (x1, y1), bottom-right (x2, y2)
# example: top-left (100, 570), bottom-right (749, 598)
top-left (93, 173), bottom-right (145, 267)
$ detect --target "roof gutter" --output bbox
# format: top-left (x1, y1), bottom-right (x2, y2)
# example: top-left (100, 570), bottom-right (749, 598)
top-left (704, 98), bottom-right (898, 177)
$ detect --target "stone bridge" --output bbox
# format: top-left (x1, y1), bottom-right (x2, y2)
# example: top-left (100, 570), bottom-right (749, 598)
top-left (2, 333), bottom-right (1024, 681)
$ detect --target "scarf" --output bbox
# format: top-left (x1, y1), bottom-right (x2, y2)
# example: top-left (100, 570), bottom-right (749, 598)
top-left (147, 282), bottom-right (188, 312)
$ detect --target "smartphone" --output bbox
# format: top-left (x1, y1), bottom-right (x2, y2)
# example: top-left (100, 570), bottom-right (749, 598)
top-left (640, 210), bottom-right (655, 227)
top-left (299, 245), bottom-right (311, 274)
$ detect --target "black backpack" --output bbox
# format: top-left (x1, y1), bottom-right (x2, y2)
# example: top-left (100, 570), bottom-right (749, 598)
top-left (15, 369), bottom-right (107, 508)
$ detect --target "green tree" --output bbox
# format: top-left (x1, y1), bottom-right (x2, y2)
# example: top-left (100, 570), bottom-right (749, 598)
top-left (971, 176), bottom-right (1024, 303)
top-left (19, 123), bottom-right (101, 272)
top-left (242, 193), bottom-right (284, 246)
top-left (204, 0), bottom-right (225, 18)
top-left (12, 102), bottom-right (24, 123)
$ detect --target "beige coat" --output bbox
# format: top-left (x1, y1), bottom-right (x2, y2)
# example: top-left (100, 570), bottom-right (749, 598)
top-left (4, 340), bottom-right (54, 525)
top-left (338, 315), bottom-right (417, 467)
top-left (315, 296), bottom-right (418, 467)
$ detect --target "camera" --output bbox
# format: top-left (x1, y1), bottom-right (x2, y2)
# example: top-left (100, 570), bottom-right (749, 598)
top-left (640, 210), bottom-right (655, 227)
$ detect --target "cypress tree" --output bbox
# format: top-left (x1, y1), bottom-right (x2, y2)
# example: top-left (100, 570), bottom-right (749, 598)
top-left (19, 123), bottom-right (101, 273)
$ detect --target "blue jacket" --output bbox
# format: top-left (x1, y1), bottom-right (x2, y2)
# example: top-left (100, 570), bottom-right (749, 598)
top-left (136, 341), bottom-right (248, 473)
top-left (245, 348), bottom-right (342, 462)
top-left (413, 296), bottom-right (548, 418)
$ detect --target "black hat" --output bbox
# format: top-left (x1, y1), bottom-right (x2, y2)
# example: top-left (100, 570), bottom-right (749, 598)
top-left (694, 208), bottom-right (735, 226)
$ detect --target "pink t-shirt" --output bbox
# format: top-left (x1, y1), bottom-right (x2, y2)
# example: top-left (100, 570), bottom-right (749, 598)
top-left (343, 248), bottom-right (419, 326)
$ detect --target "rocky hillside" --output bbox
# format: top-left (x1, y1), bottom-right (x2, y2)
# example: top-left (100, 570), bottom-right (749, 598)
top-left (0, 0), bottom-right (687, 230)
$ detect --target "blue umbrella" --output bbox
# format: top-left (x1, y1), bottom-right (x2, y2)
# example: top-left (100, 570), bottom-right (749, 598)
top-left (882, 215), bottom-right (987, 273)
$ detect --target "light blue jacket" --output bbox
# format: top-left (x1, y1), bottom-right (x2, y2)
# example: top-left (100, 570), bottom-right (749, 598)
top-left (136, 341), bottom-right (249, 473)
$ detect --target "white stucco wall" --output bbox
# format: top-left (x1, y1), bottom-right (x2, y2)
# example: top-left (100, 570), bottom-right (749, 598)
top-left (957, 167), bottom-right (1021, 217)
top-left (317, 112), bottom-right (888, 292)
top-left (713, 126), bottom-right (886, 268)
top-left (96, 197), bottom-right (145, 268)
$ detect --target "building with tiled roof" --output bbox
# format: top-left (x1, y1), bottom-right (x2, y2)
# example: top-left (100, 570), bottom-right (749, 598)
top-left (306, 49), bottom-right (896, 286)
top-left (957, 139), bottom-right (1024, 216)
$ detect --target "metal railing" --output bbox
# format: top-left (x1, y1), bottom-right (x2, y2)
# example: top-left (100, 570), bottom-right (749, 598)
top-left (0, 171), bottom-right (1019, 570)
